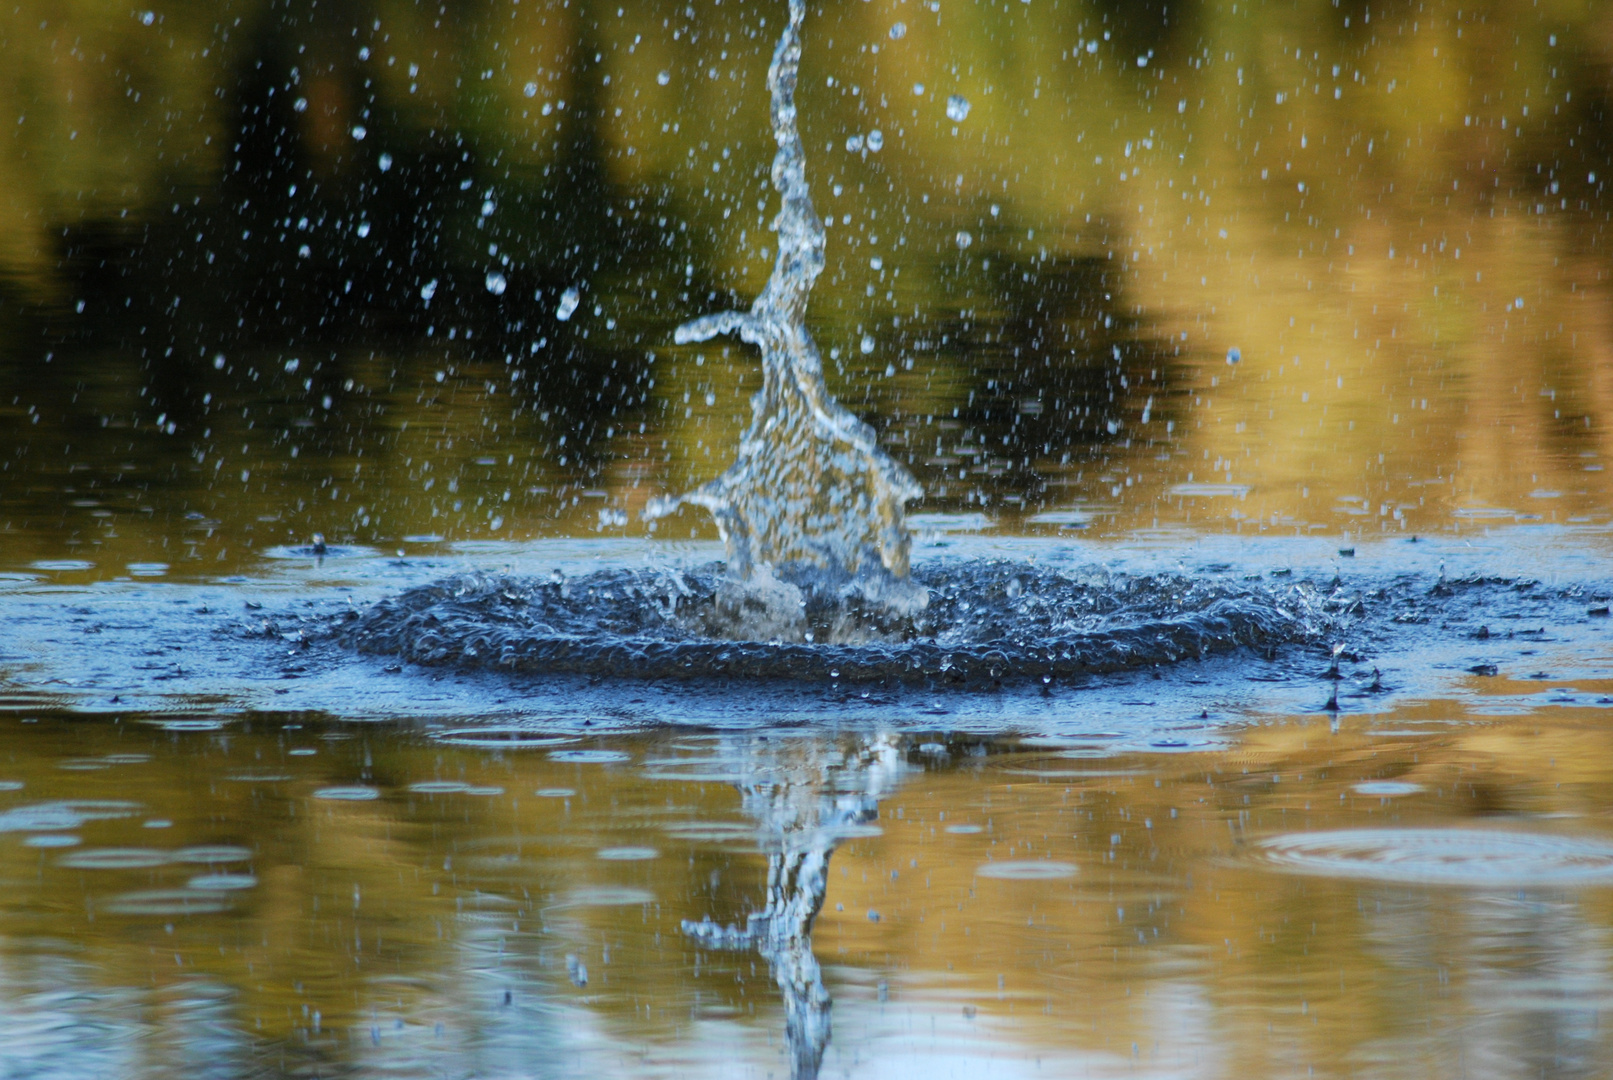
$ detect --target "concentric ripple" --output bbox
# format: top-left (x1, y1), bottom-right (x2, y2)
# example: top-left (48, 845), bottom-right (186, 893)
top-left (1253, 828), bottom-right (1613, 887)
top-left (334, 560), bottom-right (1325, 686)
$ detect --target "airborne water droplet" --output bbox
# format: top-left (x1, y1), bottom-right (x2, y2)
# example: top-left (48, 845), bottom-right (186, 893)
top-left (658, 70), bottom-right (671, 86)
top-left (955, 230), bottom-right (973, 249)
top-left (946, 94), bottom-right (970, 122)
top-left (523, 82), bottom-right (538, 97)
top-left (867, 129), bottom-right (883, 151)
top-left (860, 334), bottom-right (875, 354)
top-left (485, 272), bottom-right (507, 296)
top-left (556, 287), bottom-right (581, 321)
top-left (889, 22), bottom-right (906, 39)
top-left (378, 153), bottom-right (393, 172)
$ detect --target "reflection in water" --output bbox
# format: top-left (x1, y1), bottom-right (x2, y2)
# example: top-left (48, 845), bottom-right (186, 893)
top-left (3, 1), bottom-right (1611, 578)
top-left (681, 733), bottom-right (907, 1079)
top-left (0, 711), bottom-right (1609, 1073)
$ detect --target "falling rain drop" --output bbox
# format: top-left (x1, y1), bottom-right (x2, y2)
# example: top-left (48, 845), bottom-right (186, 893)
top-left (356, 222), bottom-right (370, 238)
top-left (860, 334), bottom-right (875, 354)
top-left (955, 230), bottom-right (973, 249)
top-left (420, 280), bottom-right (438, 302)
top-left (351, 125), bottom-right (366, 140)
top-left (657, 70), bottom-right (671, 86)
top-left (890, 22), bottom-right (907, 39)
top-left (378, 153), bottom-right (393, 172)
top-left (556, 287), bottom-right (581, 321)
top-left (1226, 347), bottom-right (1242, 365)
top-left (523, 82), bottom-right (538, 97)
top-left (867, 129), bottom-right (883, 151)
top-left (945, 94), bottom-right (970, 122)
top-left (485, 272), bottom-right (508, 296)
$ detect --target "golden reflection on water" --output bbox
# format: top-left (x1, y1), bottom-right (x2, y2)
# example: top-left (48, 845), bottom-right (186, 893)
top-left (1, 705), bottom-right (1612, 1075)
top-left (2, 0), bottom-right (1612, 579)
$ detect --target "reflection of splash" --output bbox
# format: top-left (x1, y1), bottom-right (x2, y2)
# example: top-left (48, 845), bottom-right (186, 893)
top-left (681, 733), bottom-right (907, 1080)
top-left (647, 0), bottom-right (923, 605)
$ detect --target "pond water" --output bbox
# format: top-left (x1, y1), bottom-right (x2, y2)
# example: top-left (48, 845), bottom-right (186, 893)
top-left (2, 0), bottom-right (1613, 1075)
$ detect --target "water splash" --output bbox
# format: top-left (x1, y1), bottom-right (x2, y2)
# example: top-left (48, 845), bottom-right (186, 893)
top-left (647, 0), bottom-right (923, 611)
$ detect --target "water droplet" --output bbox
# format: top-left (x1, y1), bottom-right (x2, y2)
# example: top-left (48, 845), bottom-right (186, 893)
top-left (1226, 346), bottom-right (1241, 365)
top-left (523, 81), bottom-right (538, 97)
top-left (292, 97), bottom-right (308, 113)
top-left (420, 279), bottom-right (438, 302)
top-left (912, 82), bottom-right (925, 96)
top-left (867, 128), bottom-right (883, 151)
top-left (889, 21), bottom-right (906, 39)
top-left (356, 221), bottom-right (370, 238)
top-left (860, 334), bottom-right (875, 354)
top-left (869, 256), bottom-right (883, 270)
top-left (283, 358), bottom-right (300, 374)
top-left (139, 10), bottom-right (154, 25)
top-left (556, 287), bottom-right (580, 321)
top-left (945, 94), bottom-right (970, 122)
top-left (485, 271), bottom-right (507, 296)
top-left (378, 153), bottom-right (393, 172)
top-left (657, 70), bottom-right (671, 86)
top-left (955, 230), bottom-right (973, 249)
top-left (845, 134), bottom-right (864, 152)
top-left (351, 124), bottom-right (366, 140)
top-left (480, 199), bottom-right (496, 217)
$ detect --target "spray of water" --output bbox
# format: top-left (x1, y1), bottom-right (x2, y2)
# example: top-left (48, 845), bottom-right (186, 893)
top-left (647, 0), bottom-right (924, 615)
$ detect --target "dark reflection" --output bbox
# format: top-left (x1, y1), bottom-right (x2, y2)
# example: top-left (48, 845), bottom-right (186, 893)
top-left (873, 226), bottom-right (1182, 509)
top-left (681, 734), bottom-right (907, 1079)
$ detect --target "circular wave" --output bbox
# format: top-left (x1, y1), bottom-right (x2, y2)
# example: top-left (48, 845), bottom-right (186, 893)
top-left (334, 561), bottom-right (1325, 686)
top-left (1253, 828), bottom-right (1613, 887)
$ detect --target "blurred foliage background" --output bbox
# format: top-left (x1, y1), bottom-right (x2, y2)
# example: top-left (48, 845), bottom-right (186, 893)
top-left (1, 0), bottom-right (1611, 577)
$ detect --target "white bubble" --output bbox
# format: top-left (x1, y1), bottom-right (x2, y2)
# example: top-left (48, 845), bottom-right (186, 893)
top-left (556, 286), bottom-right (581, 321)
top-left (912, 82), bottom-right (925, 96)
top-left (955, 230), bottom-right (973, 249)
top-left (889, 21), bottom-right (907, 38)
top-left (867, 129), bottom-right (883, 151)
top-left (869, 256), bottom-right (883, 270)
top-left (1086, 39), bottom-right (1099, 53)
top-left (485, 271), bottom-right (507, 296)
top-left (292, 97), bottom-right (308, 113)
top-left (845, 134), bottom-right (864, 152)
top-left (139, 10), bottom-right (154, 24)
top-left (657, 70), bottom-right (671, 86)
top-left (351, 124), bottom-right (366, 140)
top-left (523, 81), bottom-right (538, 97)
top-left (378, 153), bottom-right (393, 172)
top-left (945, 94), bottom-right (970, 122)
top-left (860, 334), bottom-right (875, 354)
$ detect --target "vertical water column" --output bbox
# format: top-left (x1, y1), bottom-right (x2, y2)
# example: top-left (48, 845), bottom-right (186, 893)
top-left (649, 0), bottom-right (924, 609)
